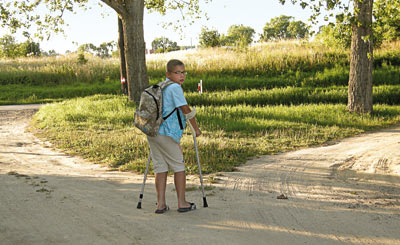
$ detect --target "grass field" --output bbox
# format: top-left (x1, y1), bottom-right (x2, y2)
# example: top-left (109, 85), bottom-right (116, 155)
top-left (2, 40), bottom-right (399, 174)
top-left (32, 95), bottom-right (400, 174)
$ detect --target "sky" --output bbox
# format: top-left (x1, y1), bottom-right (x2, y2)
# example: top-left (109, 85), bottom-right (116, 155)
top-left (1, 0), bottom-right (316, 54)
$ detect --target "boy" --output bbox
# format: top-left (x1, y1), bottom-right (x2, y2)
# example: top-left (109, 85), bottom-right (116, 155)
top-left (147, 59), bottom-right (202, 214)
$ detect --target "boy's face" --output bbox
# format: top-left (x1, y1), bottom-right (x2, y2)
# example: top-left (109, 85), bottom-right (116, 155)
top-left (166, 65), bottom-right (186, 85)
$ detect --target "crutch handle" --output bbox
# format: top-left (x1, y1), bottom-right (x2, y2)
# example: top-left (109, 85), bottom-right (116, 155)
top-left (188, 121), bottom-right (196, 137)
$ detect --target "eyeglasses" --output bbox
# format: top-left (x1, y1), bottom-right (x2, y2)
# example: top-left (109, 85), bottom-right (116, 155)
top-left (171, 71), bottom-right (187, 75)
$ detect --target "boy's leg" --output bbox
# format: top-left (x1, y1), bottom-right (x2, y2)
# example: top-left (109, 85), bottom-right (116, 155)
top-left (147, 135), bottom-right (170, 210)
top-left (174, 171), bottom-right (191, 209)
top-left (155, 172), bottom-right (168, 210)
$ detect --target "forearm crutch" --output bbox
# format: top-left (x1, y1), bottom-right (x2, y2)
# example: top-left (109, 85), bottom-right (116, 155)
top-left (189, 123), bottom-right (208, 207)
top-left (137, 150), bottom-right (151, 209)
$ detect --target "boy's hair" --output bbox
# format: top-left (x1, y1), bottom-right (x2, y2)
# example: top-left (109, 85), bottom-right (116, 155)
top-left (166, 59), bottom-right (184, 72)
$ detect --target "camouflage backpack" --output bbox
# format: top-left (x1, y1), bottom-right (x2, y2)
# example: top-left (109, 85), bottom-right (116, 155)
top-left (134, 80), bottom-right (183, 136)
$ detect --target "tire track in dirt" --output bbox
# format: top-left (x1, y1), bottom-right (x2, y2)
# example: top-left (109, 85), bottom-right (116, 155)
top-left (218, 147), bottom-right (400, 244)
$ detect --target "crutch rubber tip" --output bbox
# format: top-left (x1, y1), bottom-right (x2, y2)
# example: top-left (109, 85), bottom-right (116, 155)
top-left (137, 202), bottom-right (142, 209)
top-left (203, 197), bottom-right (208, 207)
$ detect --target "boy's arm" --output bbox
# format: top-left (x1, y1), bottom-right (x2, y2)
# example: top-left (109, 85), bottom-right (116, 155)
top-left (179, 105), bottom-right (202, 137)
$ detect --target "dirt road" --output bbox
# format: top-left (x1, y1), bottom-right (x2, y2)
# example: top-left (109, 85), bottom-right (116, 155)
top-left (1, 106), bottom-right (400, 245)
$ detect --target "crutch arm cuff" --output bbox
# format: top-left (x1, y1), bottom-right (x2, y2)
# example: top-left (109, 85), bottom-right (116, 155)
top-left (184, 107), bottom-right (196, 120)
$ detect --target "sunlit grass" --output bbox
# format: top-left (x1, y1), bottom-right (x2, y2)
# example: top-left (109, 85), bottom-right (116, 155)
top-left (32, 95), bottom-right (400, 174)
top-left (1, 40), bottom-right (400, 88)
top-left (0, 53), bottom-right (119, 85)
top-left (1, 40), bottom-right (399, 106)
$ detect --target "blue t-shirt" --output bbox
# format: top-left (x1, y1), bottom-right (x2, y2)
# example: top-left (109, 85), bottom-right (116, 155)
top-left (158, 79), bottom-right (187, 144)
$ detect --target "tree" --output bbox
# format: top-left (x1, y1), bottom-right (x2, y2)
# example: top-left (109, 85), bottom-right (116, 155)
top-left (104, 0), bottom-right (149, 103)
top-left (24, 41), bottom-right (41, 56)
top-left (79, 41), bottom-right (115, 58)
top-left (287, 20), bottom-right (309, 39)
top-left (315, 0), bottom-right (400, 49)
top-left (0, 34), bottom-right (41, 58)
top-left (77, 42), bottom-right (115, 59)
top-left (78, 43), bottom-right (98, 54)
top-left (347, 0), bottom-right (373, 113)
top-left (118, 16), bottom-right (128, 95)
top-left (260, 15), bottom-right (309, 41)
top-left (0, 0), bottom-right (207, 103)
top-left (199, 25), bottom-right (255, 48)
top-left (315, 22), bottom-right (352, 49)
top-left (42, 49), bottom-right (58, 57)
top-left (97, 42), bottom-right (115, 58)
top-left (223, 24), bottom-right (255, 46)
top-left (373, 0), bottom-right (400, 43)
top-left (261, 15), bottom-right (293, 40)
top-left (0, 35), bottom-right (22, 58)
top-left (151, 38), bottom-right (164, 51)
top-left (199, 27), bottom-right (221, 47)
top-left (279, 0), bottom-right (378, 113)
top-left (151, 37), bottom-right (179, 53)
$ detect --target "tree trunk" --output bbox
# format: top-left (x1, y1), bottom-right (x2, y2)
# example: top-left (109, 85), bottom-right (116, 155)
top-left (121, 0), bottom-right (149, 103)
top-left (118, 16), bottom-right (128, 95)
top-left (347, 0), bottom-right (374, 113)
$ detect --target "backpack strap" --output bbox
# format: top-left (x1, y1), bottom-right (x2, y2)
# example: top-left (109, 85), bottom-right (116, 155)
top-left (163, 108), bottom-right (184, 130)
top-left (163, 108), bottom-right (177, 121)
top-left (160, 80), bottom-right (184, 130)
top-left (176, 109), bottom-right (184, 130)
top-left (159, 80), bottom-right (175, 90)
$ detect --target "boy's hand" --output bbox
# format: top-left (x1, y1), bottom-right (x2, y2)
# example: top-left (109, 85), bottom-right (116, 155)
top-left (195, 128), bottom-right (202, 137)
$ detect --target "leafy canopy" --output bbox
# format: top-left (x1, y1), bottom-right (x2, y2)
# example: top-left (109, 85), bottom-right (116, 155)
top-left (0, 34), bottom-right (41, 58)
top-left (78, 41), bottom-right (116, 58)
top-left (278, 0), bottom-right (351, 25)
top-left (261, 15), bottom-right (309, 41)
top-left (199, 27), bottom-right (221, 48)
top-left (314, 0), bottom-right (400, 48)
top-left (0, 0), bottom-right (210, 40)
top-left (222, 25), bottom-right (255, 46)
top-left (199, 25), bottom-right (255, 48)
top-left (0, 0), bottom-right (89, 40)
top-left (151, 37), bottom-right (179, 53)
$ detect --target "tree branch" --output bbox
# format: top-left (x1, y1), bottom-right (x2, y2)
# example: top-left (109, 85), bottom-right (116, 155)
top-left (100, 0), bottom-right (128, 16)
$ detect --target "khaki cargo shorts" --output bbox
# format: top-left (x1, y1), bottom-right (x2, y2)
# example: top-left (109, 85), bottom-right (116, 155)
top-left (147, 135), bottom-right (185, 173)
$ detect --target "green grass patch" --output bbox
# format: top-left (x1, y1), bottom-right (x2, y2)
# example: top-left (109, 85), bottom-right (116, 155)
top-left (180, 65), bottom-right (400, 92)
top-left (186, 85), bottom-right (400, 106)
top-left (0, 82), bottom-right (120, 105)
top-left (32, 94), bottom-right (400, 174)
top-left (1, 40), bottom-right (399, 106)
